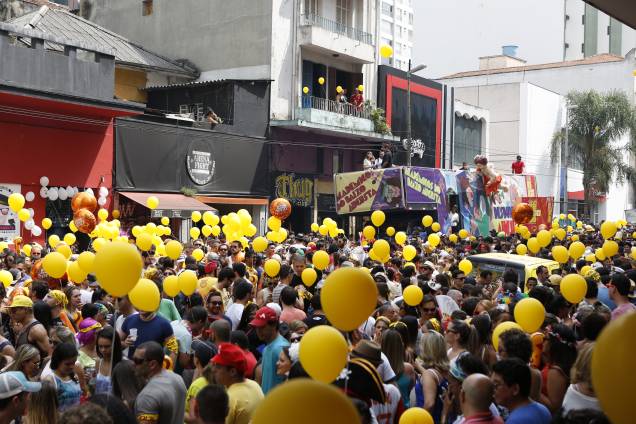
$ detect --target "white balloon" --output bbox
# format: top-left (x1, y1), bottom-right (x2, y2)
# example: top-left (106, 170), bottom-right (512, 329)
top-left (31, 226), bottom-right (42, 237)
top-left (98, 187), bottom-right (108, 197)
top-left (58, 188), bottom-right (68, 201)
top-left (24, 219), bottom-right (34, 230)
top-left (85, 188), bottom-right (94, 196)
top-left (98, 196), bottom-right (107, 206)
top-left (39, 187), bottom-right (48, 198)
top-left (72, 187), bottom-right (79, 196)
top-left (25, 192), bottom-right (35, 202)
top-left (27, 208), bottom-right (34, 218)
top-left (39, 176), bottom-right (49, 187)
top-left (66, 186), bottom-right (74, 197)
top-left (48, 187), bottom-right (59, 201)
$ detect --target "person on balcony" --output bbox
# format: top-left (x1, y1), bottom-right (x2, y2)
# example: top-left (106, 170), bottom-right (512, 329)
top-left (363, 152), bottom-right (377, 170)
top-left (351, 88), bottom-right (363, 109)
top-left (381, 143), bottom-right (393, 168)
top-left (512, 155), bottom-right (525, 174)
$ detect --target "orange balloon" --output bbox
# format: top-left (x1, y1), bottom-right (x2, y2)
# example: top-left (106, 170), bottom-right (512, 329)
top-left (73, 208), bottom-right (97, 234)
top-left (269, 198), bottom-right (292, 220)
top-left (71, 192), bottom-right (97, 213)
top-left (512, 202), bottom-right (534, 225)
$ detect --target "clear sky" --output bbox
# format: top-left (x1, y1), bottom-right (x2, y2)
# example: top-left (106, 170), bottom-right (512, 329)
top-left (412, 0), bottom-right (566, 79)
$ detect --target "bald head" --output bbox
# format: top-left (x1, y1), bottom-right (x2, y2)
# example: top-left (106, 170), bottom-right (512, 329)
top-left (211, 319), bottom-right (231, 343)
top-left (462, 374), bottom-right (494, 412)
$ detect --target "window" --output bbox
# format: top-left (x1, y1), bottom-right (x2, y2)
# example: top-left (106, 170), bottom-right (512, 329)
top-left (179, 103), bottom-right (205, 122)
top-left (409, 13), bottom-right (413, 25)
top-left (142, 0), bottom-right (153, 16)
top-left (408, 29), bottom-right (413, 41)
top-left (454, 116), bottom-right (482, 166)
top-left (381, 37), bottom-right (393, 46)
top-left (336, 0), bottom-right (350, 26)
top-left (381, 19), bottom-right (393, 34)
top-left (304, 0), bottom-right (319, 15)
top-left (381, 2), bottom-right (393, 16)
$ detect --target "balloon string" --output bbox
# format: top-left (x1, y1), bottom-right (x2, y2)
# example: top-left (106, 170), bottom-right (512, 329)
top-left (345, 332), bottom-right (351, 393)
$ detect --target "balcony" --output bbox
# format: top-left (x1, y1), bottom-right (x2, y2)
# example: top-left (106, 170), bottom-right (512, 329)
top-left (299, 13), bottom-right (375, 64)
top-left (270, 95), bottom-right (398, 142)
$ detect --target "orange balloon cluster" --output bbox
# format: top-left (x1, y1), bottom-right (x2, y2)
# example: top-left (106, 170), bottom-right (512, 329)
top-left (71, 192), bottom-right (98, 234)
top-left (269, 198), bottom-right (292, 220)
top-left (71, 192), bottom-right (97, 213)
top-left (512, 202), bottom-right (534, 225)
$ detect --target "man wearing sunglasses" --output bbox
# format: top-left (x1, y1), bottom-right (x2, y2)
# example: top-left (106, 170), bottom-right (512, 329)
top-left (451, 267), bottom-right (466, 291)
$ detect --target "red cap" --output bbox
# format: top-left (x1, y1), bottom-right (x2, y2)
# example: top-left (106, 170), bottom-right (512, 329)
top-left (211, 343), bottom-right (247, 373)
top-left (249, 306), bottom-right (278, 328)
top-left (204, 261), bottom-right (218, 274)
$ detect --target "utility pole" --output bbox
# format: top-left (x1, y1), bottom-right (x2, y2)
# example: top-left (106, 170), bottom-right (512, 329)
top-left (406, 60), bottom-right (426, 166)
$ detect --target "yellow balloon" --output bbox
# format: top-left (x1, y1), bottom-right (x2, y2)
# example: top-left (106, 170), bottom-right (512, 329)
top-left (551, 245), bottom-right (569, 264)
top-left (164, 240), bottom-right (182, 260)
top-left (554, 228), bottom-right (566, 241)
top-left (571, 234), bottom-right (579, 242)
top-left (301, 268), bottom-right (318, 287)
top-left (371, 210), bottom-right (385, 227)
top-left (585, 254), bottom-right (597, 263)
top-left (431, 222), bottom-right (441, 232)
top-left (600, 221), bottom-right (617, 239)
top-left (191, 211), bottom-right (202, 223)
top-left (211, 225), bottom-right (221, 237)
top-left (514, 298), bottom-right (545, 333)
top-left (245, 224), bottom-right (257, 237)
top-left (313, 250), bottom-right (330, 270)
top-left (63, 233), bottom-right (76, 246)
top-left (401, 245), bottom-right (415, 262)
top-left (336, 85), bottom-right (343, 94)
top-left (97, 208), bottom-right (108, 221)
top-left (568, 241), bottom-right (585, 259)
top-left (67, 261), bottom-right (87, 284)
top-left (268, 216), bottom-right (281, 231)
top-left (422, 215), bottom-right (433, 227)
top-left (527, 237), bottom-right (540, 254)
top-left (318, 77), bottom-right (325, 85)
top-left (299, 326), bottom-right (348, 383)
top-left (17, 209), bottom-right (30, 222)
top-left (56, 244), bottom-right (72, 259)
top-left (310, 223), bottom-right (319, 232)
top-left (358, 84), bottom-right (364, 92)
top-left (93, 241), bottom-right (142, 297)
top-left (373, 239), bottom-right (390, 258)
top-left (178, 270), bottom-right (198, 296)
top-left (201, 225), bottom-right (213, 237)
top-left (42, 252), bottom-right (67, 278)
top-left (561, 274), bottom-right (586, 303)
top-left (537, 230), bottom-right (551, 247)
top-left (76, 251), bottom-right (95, 273)
top-left (92, 237), bottom-right (107, 252)
top-left (492, 321), bottom-right (523, 351)
top-left (458, 229), bottom-right (469, 239)
top-left (8, 193), bottom-right (25, 213)
top-left (395, 231), bottom-right (407, 245)
top-left (189, 227), bottom-right (200, 240)
top-left (603, 240), bottom-right (619, 258)
top-left (302, 86), bottom-right (309, 94)
top-left (42, 218), bottom-right (53, 230)
top-left (403, 285), bottom-right (423, 306)
top-left (129, 278), bottom-right (160, 312)
top-left (321, 267), bottom-right (378, 331)
top-left (163, 275), bottom-right (180, 297)
top-left (318, 224), bottom-right (328, 236)
top-left (386, 226), bottom-right (396, 236)
top-left (380, 44), bottom-right (394, 58)
top-left (580, 265), bottom-right (591, 276)
top-left (458, 258), bottom-right (473, 274)
top-left (48, 234), bottom-right (60, 248)
top-left (362, 226), bottom-right (376, 240)
top-left (516, 244), bottom-right (528, 255)
top-left (251, 379), bottom-right (359, 424)
top-left (197, 277), bottom-right (216, 298)
top-left (264, 259), bottom-right (281, 277)
top-left (595, 248), bottom-right (607, 261)
top-left (253, 236), bottom-right (268, 253)
top-left (0, 270), bottom-right (12, 288)
top-left (399, 408), bottom-right (434, 424)
top-left (146, 196), bottom-right (159, 210)
top-left (21, 244), bottom-right (31, 257)
top-left (135, 232), bottom-right (153, 251)
top-left (592, 312), bottom-right (636, 424)
top-left (192, 248), bottom-right (204, 262)
top-left (427, 233), bottom-right (440, 247)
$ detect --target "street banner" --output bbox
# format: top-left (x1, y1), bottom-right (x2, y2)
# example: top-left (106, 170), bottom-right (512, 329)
top-left (403, 167), bottom-right (450, 232)
top-left (0, 184), bottom-right (21, 242)
top-left (456, 170), bottom-right (491, 236)
top-left (522, 197), bottom-right (554, 233)
top-left (335, 168), bottom-right (404, 214)
top-left (490, 175), bottom-right (529, 235)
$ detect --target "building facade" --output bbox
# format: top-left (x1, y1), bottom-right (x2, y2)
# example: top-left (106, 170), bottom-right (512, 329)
top-left (379, 0), bottom-right (413, 71)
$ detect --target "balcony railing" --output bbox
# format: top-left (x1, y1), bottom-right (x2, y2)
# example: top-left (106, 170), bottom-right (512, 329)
top-left (300, 95), bottom-right (371, 120)
top-left (301, 13), bottom-right (374, 45)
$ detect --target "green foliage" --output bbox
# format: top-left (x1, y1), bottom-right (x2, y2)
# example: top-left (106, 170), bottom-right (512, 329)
top-left (551, 90), bottom-right (636, 203)
top-left (180, 186), bottom-right (197, 197)
top-left (365, 100), bottom-right (392, 135)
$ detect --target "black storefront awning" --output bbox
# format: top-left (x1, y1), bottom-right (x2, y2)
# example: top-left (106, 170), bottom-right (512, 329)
top-left (118, 192), bottom-right (217, 219)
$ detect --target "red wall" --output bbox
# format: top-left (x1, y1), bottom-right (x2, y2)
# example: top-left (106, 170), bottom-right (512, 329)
top-left (0, 119), bottom-right (114, 245)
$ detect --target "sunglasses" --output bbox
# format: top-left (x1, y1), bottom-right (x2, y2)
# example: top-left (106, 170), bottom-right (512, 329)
top-left (132, 357), bottom-right (147, 365)
top-left (210, 301), bottom-right (223, 306)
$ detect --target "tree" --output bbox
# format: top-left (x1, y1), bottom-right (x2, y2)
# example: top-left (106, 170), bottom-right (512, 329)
top-left (551, 90), bottom-right (636, 218)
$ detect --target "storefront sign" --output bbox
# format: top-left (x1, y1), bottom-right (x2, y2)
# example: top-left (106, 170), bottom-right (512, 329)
top-left (0, 184), bottom-right (21, 241)
top-left (186, 142), bottom-right (216, 185)
top-left (334, 168), bottom-right (404, 214)
top-left (274, 173), bottom-right (314, 207)
top-left (522, 197), bottom-right (554, 233)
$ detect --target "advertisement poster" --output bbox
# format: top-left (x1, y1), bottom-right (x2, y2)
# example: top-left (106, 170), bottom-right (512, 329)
top-left (0, 184), bottom-right (21, 242)
top-left (335, 169), bottom-right (404, 214)
top-left (490, 175), bottom-right (529, 235)
top-left (522, 197), bottom-right (554, 233)
top-left (273, 173), bottom-right (314, 207)
top-left (456, 171), bottom-right (490, 236)
top-left (403, 167), bottom-right (450, 232)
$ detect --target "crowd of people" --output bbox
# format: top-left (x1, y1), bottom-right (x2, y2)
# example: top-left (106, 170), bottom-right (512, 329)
top-left (0, 217), bottom-right (632, 424)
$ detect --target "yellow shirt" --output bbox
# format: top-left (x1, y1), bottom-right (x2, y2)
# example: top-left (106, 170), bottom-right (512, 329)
top-left (184, 376), bottom-right (208, 422)
top-left (226, 379), bottom-right (264, 424)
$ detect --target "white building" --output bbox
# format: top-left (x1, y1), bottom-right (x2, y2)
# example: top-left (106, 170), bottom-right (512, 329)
top-left (439, 51), bottom-right (636, 222)
top-left (379, 0), bottom-right (413, 71)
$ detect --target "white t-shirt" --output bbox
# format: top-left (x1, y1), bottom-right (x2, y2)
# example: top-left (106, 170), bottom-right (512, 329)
top-left (377, 352), bottom-right (396, 383)
top-left (170, 320), bottom-right (193, 354)
top-left (371, 383), bottom-right (401, 424)
top-left (562, 384), bottom-right (601, 413)
top-left (226, 303), bottom-right (245, 331)
top-left (80, 289), bottom-right (93, 306)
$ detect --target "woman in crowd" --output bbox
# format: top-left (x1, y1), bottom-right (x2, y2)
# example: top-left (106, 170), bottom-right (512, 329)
top-left (540, 323), bottom-right (578, 413)
top-left (63, 285), bottom-right (82, 330)
top-left (94, 326), bottom-right (122, 395)
top-left (111, 360), bottom-right (142, 411)
top-left (24, 380), bottom-right (58, 424)
top-left (562, 342), bottom-right (601, 414)
top-left (414, 331), bottom-right (449, 422)
top-left (381, 328), bottom-right (414, 408)
top-left (47, 342), bottom-right (81, 412)
top-left (5, 344), bottom-right (40, 381)
top-left (76, 317), bottom-right (101, 394)
top-left (445, 319), bottom-right (476, 363)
